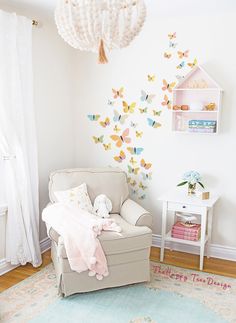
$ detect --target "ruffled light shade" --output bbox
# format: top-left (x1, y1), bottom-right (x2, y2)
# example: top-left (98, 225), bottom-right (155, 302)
top-left (55, 0), bottom-right (146, 63)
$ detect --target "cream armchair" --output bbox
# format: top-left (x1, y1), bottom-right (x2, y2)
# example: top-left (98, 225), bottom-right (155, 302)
top-left (47, 168), bottom-right (152, 297)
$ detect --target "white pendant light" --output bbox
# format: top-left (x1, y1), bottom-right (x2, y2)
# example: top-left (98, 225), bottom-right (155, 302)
top-left (55, 0), bottom-right (146, 63)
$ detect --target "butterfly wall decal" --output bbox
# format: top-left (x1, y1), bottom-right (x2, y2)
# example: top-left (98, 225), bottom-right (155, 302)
top-left (139, 194), bottom-right (146, 200)
top-left (113, 110), bottom-right (129, 124)
top-left (131, 189), bottom-right (138, 195)
top-left (127, 177), bottom-right (137, 187)
top-left (176, 75), bottom-right (185, 81)
top-left (127, 147), bottom-right (144, 155)
top-left (140, 90), bottom-right (155, 104)
top-left (108, 99), bottom-right (115, 106)
top-left (141, 172), bottom-right (152, 180)
top-left (147, 118), bottom-right (162, 128)
top-left (112, 87), bottom-right (124, 99)
top-left (103, 143), bottom-right (111, 151)
top-left (176, 61), bottom-right (185, 69)
top-left (162, 79), bottom-right (176, 93)
top-left (110, 128), bottom-right (131, 147)
top-left (161, 95), bottom-right (172, 109)
top-left (100, 117), bottom-right (110, 128)
top-left (130, 121), bottom-right (138, 128)
top-left (177, 50), bottom-right (189, 59)
top-left (139, 182), bottom-right (147, 190)
top-left (114, 150), bottom-right (126, 163)
top-left (168, 32), bottom-right (176, 40)
top-left (130, 157), bottom-right (137, 165)
top-left (128, 165), bottom-right (140, 175)
top-left (164, 52), bottom-right (172, 59)
top-left (88, 114), bottom-right (100, 121)
top-left (140, 158), bottom-right (152, 170)
top-left (188, 58), bottom-right (197, 68)
top-left (92, 135), bottom-right (104, 144)
top-left (169, 41), bottom-right (177, 48)
top-left (123, 101), bottom-right (136, 114)
top-left (153, 110), bottom-right (162, 116)
top-left (136, 131), bottom-right (143, 138)
top-left (139, 107), bottom-right (148, 114)
top-left (147, 74), bottom-right (155, 82)
top-left (113, 125), bottom-right (121, 133)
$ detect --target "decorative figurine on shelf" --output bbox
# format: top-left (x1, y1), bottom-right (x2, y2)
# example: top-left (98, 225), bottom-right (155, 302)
top-left (204, 103), bottom-right (216, 111)
top-left (181, 105), bottom-right (189, 111)
top-left (177, 170), bottom-right (204, 195)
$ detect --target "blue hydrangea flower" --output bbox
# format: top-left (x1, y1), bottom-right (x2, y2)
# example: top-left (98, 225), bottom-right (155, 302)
top-left (183, 170), bottom-right (201, 185)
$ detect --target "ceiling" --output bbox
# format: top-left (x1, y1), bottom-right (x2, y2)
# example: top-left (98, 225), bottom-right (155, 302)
top-left (0, 0), bottom-right (236, 22)
top-left (0, 0), bottom-right (57, 20)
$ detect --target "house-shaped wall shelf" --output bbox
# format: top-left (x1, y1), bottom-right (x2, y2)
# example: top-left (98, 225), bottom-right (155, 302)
top-left (172, 65), bottom-right (223, 134)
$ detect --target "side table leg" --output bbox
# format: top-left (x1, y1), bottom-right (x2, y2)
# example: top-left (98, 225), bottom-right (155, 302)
top-left (160, 201), bottom-right (167, 262)
top-left (200, 208), bottom-right (207, 270)
top-left (207, 207), bottom-right (213, 259)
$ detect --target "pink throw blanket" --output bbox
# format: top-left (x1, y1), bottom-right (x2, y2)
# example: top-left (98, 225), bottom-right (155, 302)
top-left (42, 203), bottom-right (121, 280)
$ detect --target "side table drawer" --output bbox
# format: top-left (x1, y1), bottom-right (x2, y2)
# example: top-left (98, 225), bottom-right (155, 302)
top-left (168, 202), bottom-right (204, 214)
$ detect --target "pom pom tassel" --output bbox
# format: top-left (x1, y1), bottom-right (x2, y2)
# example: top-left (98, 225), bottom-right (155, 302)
top-left (98, 39), bottom-right (108, 64)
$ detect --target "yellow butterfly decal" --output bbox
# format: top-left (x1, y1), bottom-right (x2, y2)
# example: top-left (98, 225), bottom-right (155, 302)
top-left (92, 135), bottom-right (104, 144)
top-left (123, 101), bottom-right (136, 114)
top-left (139, 182), bottom-right (148, 190)
top-left (100, 117), bottom-right (110, 128)
top-left (139, 107), bottom-right (148, 114)
top-left (103, 143), bottom-right (111, 151)
top-left (127, 177), bottom-right (137, 187)
top-left (128, 165), bottom-right (140, 175)
top-left (147, 74), bottom-right (155, 82)
top-left (136, 131), bottom-right (143, 138)
top-left (114, 150), bottom-right (126, 163)
top-left (164, 52), bottom-right (172, 59)
top-left (140, 158), bottom-right (152, 170)
top-left (130, 157), bottom-right (137, 165)
top-left (168, 32), bottom-right (176, 40)
top-left (188, 58), bottom-right (197, 68)
top-left (113, 125), bottom-right (121, 133)
top-left (162, 79), bottom-right (176, 93)
top-left (153, 110), bottom-right (162, 116)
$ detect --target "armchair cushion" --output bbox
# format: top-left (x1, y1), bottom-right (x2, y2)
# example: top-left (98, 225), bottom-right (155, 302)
top-left (120, 199), bottom-right (152, 229)
top-left (49, 214), bottom-right (152, 259)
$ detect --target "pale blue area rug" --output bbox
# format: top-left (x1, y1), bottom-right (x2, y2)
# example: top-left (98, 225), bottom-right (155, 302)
top-left (0, 262), bottom-right (235, 323)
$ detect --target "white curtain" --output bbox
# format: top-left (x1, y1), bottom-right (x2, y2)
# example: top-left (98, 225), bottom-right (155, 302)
top-left (0, 10), bottom-right (42, 267)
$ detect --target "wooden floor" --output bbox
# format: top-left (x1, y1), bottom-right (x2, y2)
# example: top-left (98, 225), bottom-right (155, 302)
top-left (0, 250), bottom-right (51, 292)
top-left (0, 247), bottom-right (235, 293)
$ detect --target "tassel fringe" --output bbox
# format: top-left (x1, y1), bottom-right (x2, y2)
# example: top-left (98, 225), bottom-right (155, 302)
top-left (98, 39), bottom-right (108, 64)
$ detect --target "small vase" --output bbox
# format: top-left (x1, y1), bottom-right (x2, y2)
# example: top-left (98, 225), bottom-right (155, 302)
top-left (188, 183), bottom-right (196, 196)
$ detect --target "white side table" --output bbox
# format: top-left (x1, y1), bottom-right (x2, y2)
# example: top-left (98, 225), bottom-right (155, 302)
top-left (158, 190), bottom-right (219, 270)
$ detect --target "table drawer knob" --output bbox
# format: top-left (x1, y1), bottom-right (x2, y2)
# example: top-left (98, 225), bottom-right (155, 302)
top-left (182, 205), bottom-right (186, 209)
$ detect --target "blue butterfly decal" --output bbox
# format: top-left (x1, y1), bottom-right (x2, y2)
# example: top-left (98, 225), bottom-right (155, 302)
top-left (147, 118), bottom-right (161, 128)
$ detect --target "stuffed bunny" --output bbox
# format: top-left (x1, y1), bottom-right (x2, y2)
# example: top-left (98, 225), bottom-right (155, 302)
top-left (93, 194), bottom-right (112, 218)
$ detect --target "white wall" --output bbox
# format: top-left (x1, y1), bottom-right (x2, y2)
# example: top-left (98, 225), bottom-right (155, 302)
top-left (32, 22), bottom-right (76, 240)
top-left (73, 1), bottom-right (236, 249)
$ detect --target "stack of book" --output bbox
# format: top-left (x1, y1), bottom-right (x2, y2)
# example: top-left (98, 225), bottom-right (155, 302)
top-left (188, 120), bottom-right (217, 133)
top-left (171, 222), bottom-right (201, 241)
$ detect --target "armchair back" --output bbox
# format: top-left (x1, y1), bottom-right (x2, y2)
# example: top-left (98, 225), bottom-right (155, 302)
top-left (48, 168), bottom-right (129, 214)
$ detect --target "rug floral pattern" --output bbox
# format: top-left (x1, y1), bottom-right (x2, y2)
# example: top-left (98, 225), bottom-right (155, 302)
top-left (0, 262), bottom-right (235, 323)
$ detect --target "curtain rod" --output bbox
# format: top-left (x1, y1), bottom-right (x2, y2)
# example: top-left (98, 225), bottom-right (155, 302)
top-left (32, 20), bottom-right (39, 27)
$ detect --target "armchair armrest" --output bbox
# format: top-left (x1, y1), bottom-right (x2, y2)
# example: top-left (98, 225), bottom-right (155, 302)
top-left (120, 199), bottom-right (152, 229)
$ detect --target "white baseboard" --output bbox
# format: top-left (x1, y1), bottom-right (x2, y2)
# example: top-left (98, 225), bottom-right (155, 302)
top-left (0, 237), bottom-right (51, 276)
top-left (152, 234), bottom-right (236, 262)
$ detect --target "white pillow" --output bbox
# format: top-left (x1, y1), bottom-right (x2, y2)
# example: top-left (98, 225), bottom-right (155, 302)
top-left (54, 183), bottom-right (93, 212)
